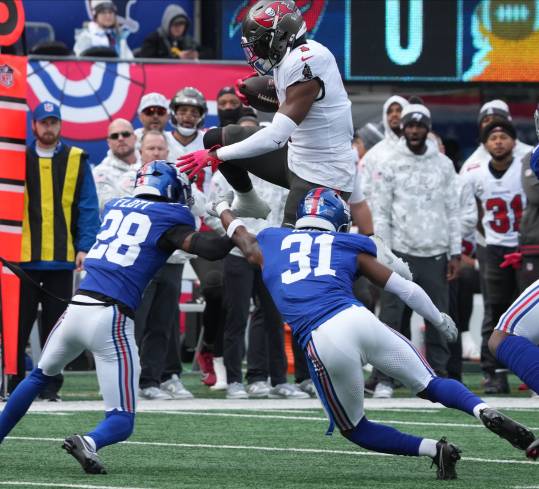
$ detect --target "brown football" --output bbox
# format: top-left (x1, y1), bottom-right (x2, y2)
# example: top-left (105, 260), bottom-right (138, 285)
top-left (239, 75), bottom-right (279, 113)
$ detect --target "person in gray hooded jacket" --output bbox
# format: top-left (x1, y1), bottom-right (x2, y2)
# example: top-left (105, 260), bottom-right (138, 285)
top-left (360, 95), bottom-right (409, 205)
top-left (137, 5), bottom-right (199, 59)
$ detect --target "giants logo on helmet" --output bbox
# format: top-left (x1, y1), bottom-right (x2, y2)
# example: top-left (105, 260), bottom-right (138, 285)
top-left (230, 0), bottom-right (327, 38)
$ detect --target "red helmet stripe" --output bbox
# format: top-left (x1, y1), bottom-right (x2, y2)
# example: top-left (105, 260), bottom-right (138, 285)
top-left (309, 187), bottom-right (325, 215)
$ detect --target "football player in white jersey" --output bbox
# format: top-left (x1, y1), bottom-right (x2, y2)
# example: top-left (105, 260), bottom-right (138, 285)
top-left (177, 0), bottom-right (408, 278)
top-left (462, 119), bottom-right (525, 391)
top-left (167, 87), bottom-right (206, 159)
top-left (460, 100), bottom-right (533, 174)
top-left (178, 0), bottom-right (355, 226)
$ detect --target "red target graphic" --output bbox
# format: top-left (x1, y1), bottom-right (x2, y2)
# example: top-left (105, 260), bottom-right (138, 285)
top-left (0, 0), bottom-right (24, 46)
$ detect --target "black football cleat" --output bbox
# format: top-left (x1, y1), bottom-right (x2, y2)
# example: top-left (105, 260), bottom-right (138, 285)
top-left (431, 437), bottom-right (461, 480)
top-left (527, 439), bottom-right (539, 460)
top-left (479, 408), bottom-right (536, 450)
top-left (62, 434), bottom-right (107, 474)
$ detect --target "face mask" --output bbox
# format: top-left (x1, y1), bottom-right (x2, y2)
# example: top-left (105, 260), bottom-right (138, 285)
top-left (176, 126), bottom-right (197, 137)
top-left (218, 107), bottom-right (242, 127)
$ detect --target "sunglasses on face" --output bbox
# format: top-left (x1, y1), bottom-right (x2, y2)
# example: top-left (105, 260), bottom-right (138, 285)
top-left (143, 107), bottom-right (167, 116)
top-left (108, 131), bottom-right (133, 140)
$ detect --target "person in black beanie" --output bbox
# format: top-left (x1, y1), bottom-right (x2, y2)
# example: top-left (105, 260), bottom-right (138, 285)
top-left (216, 86), bottom-right (258, 127)
top-left (463, 118), bottom-right (524, 394)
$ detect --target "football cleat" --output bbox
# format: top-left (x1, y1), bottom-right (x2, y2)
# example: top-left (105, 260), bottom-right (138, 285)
top-left (526, 439), bottom-right (539, 460)
top-left (430, 437), bottom-right (461, 480)
top-left (231, 189), bottom-right (271, 219)
top-left (62, 434), bottom-right (107, 474)
top-left (479, 408), bottom-right (536, 450)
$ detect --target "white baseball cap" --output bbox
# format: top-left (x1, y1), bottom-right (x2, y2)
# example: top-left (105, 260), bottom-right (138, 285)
top-left (138, 92), bottom-right (169, 114)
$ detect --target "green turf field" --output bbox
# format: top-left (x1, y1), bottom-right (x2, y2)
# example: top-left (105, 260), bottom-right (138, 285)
top-left (0, 371), bottom-right (538, 488)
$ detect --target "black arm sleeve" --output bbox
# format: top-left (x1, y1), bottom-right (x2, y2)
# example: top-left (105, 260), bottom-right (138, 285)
top-left (189, 232), bottom-right (235, 260)
top-left (157, 224), bottom-right (234, 261)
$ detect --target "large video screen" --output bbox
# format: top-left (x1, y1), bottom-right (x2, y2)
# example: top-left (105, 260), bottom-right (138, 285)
top-left (346, 0), bottom-right (539, 82)
top-left (222, 0), bottom-right (539, 82)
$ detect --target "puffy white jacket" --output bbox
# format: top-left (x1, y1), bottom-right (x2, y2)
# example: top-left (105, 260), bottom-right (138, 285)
top-left (360, 95), bottom-right (409, 204)
top-left (74, 21), bottom-right (133, 59)
top-left (93, 153), bottom-right (141, 214)
top-left (373, 138), bottom-right (461, 257)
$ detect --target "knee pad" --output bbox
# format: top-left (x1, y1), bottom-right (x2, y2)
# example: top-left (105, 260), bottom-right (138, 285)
top-left (203, 128), bottom-right (223, 149)
top-left (203, 269), bottom-right (223, 288)
top-left (203, 284), bottom-right (223, 303)
top-left (202, 270), bottom-right (224, 302)
top-left (221, 124), bottom-right (261, 145)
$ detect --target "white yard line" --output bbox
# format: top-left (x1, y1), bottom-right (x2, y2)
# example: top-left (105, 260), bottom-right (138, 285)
top-left (6, 396), bottom-right (538, 413)
top-left (0, 482), bottom-right (151, 489)
top-left (140, 410), bottom-right (539, 430)
top-left (23, 406), bottom-right (539, 430)
top-left (7, 436), bottom-right (536, 465)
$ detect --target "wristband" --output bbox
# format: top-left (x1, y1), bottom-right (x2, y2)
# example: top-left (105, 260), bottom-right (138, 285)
top-left (215, 201), bottom-right (231, 217)
top-left (226, 218), bottom-right (245, 238)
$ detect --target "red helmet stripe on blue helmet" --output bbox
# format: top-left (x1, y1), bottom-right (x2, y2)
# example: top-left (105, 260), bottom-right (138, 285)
top-left (309, 187), bottom-right (325, 215)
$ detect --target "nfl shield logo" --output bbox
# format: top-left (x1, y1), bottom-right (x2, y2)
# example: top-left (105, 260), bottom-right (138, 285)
top-left (0, 64), bottom-right (14, 88)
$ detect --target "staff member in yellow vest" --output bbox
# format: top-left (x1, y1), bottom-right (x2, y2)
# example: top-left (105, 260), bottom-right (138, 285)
top-left (9, 101), bottom-right (100, 400)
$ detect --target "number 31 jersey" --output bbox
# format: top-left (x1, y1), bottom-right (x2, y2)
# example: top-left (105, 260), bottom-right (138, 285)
top-left (463, 158), bottom-right (525, 247)
top-left (81, 197), bottom-right (195, 310)
top-left (257, 227), bottom-right (377, 349)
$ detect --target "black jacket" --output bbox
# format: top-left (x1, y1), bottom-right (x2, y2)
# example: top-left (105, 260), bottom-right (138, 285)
top-left (136, 30), bottom-right (198, 59)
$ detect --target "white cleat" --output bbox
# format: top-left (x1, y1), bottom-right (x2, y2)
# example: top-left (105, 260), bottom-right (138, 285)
top-left (231, 189), bottom-right (271, 219)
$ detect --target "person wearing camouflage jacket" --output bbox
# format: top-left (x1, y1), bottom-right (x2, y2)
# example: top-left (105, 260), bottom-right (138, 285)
top-left (372, 104), bottom-right (461, 380)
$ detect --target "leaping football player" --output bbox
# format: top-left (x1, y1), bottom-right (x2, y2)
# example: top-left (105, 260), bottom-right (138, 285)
top-left (177, 0), bottom-right (409, 278)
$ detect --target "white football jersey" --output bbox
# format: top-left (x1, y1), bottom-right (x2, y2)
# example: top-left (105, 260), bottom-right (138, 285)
top-left (460, 139), bottom-right (533, 174)
top-left (463, 158), bottom-right (525, 247)
top-left (273, 40), bottom-right (355, 192)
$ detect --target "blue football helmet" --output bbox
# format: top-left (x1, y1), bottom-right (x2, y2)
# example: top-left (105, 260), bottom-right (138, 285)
top-left (133, 160), bottom-right (193, 206)
top-left (296, 187), bottom-right (350, 232)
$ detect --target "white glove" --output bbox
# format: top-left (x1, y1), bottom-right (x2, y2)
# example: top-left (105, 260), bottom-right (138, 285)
top-left (206, 191), bottom-right (234, 217)
top-left (436, 312), bottom-right (458, 343)
top-left (369, 235), bottom-right (413, 281)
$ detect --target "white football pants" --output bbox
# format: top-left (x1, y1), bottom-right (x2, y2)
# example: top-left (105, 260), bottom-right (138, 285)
top-left (496, 278), bottom-right (539, 344)
top-left (38, 294), bottom-right (140, 413)
top-left (306, 305), bottom-right (434, 431)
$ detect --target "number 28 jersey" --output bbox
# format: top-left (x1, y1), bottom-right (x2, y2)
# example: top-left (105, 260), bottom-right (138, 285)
top-left (81, 197), bottom-right (195, 310)
top-left (257, 227), bottom-right (377, 349)
top-left (463, 158), bottom-right (525, 247)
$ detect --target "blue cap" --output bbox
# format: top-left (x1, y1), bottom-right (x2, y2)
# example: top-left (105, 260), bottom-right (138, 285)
top-left (33, 101), bottom-right (61, 121)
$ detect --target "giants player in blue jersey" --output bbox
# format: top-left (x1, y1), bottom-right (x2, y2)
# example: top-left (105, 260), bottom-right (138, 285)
top-left (491, 105), bottom-right (539, 459)
top-left (210, 187), bottom-right (535, 479)
top-left (0, 162), bottom-right (234, 474)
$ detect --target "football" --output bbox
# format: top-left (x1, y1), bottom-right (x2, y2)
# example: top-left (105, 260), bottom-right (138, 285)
top-left (238, 75), bottom-right (279, 113)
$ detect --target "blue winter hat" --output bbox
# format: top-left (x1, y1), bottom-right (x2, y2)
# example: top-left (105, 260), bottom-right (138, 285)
top-left (33, 101), bottom-right (61, 121)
